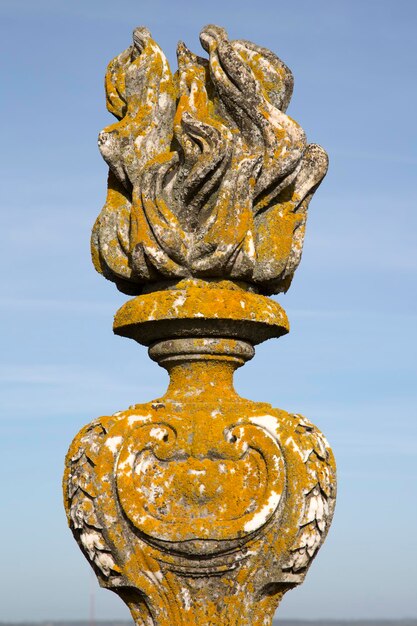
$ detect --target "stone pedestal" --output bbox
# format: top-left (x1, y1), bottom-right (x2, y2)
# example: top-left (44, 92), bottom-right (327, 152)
top-left (64, 284), bottom-right (336, 625)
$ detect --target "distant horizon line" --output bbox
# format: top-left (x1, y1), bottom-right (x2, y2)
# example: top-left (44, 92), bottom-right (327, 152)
top-left (0, 617), bottom-right (417, 626)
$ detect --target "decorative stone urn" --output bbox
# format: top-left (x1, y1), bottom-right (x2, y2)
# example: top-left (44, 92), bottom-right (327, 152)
top-left (63, 25), bottom-right (336, 626)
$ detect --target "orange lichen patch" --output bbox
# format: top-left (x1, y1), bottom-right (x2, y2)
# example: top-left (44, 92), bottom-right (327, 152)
top-left (113, 287), bottom-right (289, 346)
top-left (232, 41), bottom-right (292, 114)
top-left (130, 186), bottom-right (190, 277)
top-left (236, 48), bottom-right (277, 102)
top-left (116, 407), bottom-right (286, 542)
top-left (255, 213), bottom-right (303, 280)
top-left (101, 30), bottom-right (175, 163)
top-left (91, 171), bottom-right (132, 280)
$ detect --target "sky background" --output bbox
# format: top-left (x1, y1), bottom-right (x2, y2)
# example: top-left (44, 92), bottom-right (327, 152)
top-left (1, 0), bottom-right (416, 621)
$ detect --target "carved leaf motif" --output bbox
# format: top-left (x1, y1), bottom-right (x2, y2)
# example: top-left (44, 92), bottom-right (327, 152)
top-left (65, 423), bottom-right (122, 580)
top-left (281, 414), bottom-right (336, 575)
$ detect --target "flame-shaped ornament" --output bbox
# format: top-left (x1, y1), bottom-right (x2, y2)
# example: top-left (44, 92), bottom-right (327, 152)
top-left (92, 25), bottom-right (328, 295)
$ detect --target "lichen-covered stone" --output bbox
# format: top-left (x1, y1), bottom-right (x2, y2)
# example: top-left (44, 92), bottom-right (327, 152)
top-left (64, 24), bottom-right (335, 626)
top-left (92, 25), bottom-right (328, 296)
top-left (64, 345), bottom-right (336, 626)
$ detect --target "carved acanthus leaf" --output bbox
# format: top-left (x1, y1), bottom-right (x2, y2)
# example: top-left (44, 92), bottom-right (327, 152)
top-left (281, 414), bottom-right (336, 574)
top-left (65, 422), bottom-right (122, 580)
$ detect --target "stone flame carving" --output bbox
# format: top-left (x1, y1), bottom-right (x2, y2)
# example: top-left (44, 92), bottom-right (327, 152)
top-left (65, 24), bottom-right (336, 626)
top-left (92, 25), bottom-right (328, 295)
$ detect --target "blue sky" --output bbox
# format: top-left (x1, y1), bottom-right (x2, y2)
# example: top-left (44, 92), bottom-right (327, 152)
top-left (1, 0), bottom-right (416, 621)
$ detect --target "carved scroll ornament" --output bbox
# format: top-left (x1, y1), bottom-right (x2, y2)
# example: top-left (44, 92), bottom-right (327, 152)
top-left (65, 404), bottom-right (335, 625)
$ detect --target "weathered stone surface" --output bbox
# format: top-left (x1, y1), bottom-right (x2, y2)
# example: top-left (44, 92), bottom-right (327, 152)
top-left (64, 24), bottom-right (336, 626)
top-left (64, 341), bottom-right (336, 625)
top-left (92, 25), bottom-right (328, 296)
top-left (113, 282), bottom-right (289, 345)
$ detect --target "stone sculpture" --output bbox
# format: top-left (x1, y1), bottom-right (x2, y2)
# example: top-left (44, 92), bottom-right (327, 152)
top-left (64, 25), bottom-right (336, 626)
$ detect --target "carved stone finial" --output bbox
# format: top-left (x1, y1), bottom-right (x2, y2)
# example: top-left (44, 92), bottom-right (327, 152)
top-left (64, 25), bottom-right (336, 626)
top-left (91, 24), bottom-right (328, 295)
